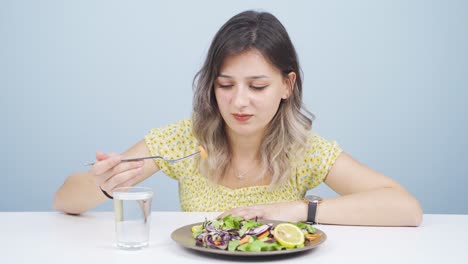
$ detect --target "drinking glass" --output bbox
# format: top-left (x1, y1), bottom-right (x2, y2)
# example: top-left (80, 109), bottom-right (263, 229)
top-left (113, 186), bottom-right (153, 250)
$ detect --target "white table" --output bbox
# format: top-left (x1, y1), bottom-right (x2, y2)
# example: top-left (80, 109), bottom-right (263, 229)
top-left (1, 212), bottom-right (467, 263)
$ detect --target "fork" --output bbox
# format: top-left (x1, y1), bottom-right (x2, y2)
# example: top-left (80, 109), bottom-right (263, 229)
top-left (84, 150), bottom-right (200, 166)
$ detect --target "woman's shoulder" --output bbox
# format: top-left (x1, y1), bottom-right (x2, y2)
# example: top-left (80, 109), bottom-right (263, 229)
top-left (292, 130), bottom-right (343, 190)
top-left (145, 118), bottom-right (197, 146)
top-left (155, 118), bottom-right (192, 131)
top-left (148, 118), bottom-right (193, 135)
top-left (301, 130), bottom-right (342, 157)
top-left (305, 130), bottom-right (336, 145)
top-left (145, 118), bottom-right (199, 156)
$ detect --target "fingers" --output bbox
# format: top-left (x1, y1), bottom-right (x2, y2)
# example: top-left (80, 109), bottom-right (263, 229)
top-left (219, 206), bottom-right (264, 220)
top-left (89, 151), bottom-right (145, 193)
top-left (102, 164), bottom-right (144, 190)
top-left (95, 150), bottom-right (110, 161)
top-left (219, 202), bottom-right (304, 222)
top-left (92, 155), bottom-right (122, 176)
top-left (111, 170), bottom-right (143, 190)
top-left (111, 160), bottom-right (144, 177)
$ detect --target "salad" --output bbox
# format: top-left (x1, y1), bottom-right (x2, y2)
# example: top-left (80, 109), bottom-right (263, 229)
top-left (191, 215), bottom-right (321, 252)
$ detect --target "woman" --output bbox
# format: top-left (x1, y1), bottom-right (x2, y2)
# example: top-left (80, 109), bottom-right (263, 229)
top-left (54, 10), bottom-right (422, 226)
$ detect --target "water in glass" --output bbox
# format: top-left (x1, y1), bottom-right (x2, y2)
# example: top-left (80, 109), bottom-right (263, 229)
top-left (113, 188), bottom-right (153, 250)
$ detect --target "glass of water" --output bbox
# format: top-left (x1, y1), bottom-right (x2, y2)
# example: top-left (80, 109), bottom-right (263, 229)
top-left (113, 186), bottom-right (153, 250)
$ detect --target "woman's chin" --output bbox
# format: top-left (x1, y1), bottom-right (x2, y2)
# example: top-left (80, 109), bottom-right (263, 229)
top-left (227, 125), bottom-right (265, 138)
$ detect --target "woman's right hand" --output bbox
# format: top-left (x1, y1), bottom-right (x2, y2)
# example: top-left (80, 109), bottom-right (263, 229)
top-left (90, 150), bottom-right (145, 195)
top-left (54, 140), bottom-right (159, 214)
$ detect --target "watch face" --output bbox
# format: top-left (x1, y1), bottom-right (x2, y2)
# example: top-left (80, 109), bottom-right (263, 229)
top-left (305, 195), bottom-right (322, 202)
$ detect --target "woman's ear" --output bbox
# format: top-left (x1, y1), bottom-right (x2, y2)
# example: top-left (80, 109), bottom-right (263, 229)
top-left (282, 72), bottom-right (296, 99)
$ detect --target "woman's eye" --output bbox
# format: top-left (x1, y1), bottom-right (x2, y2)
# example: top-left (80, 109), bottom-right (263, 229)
top-left (251, 85), bottom-right (268, 90)
top-left (218, 84), bottom-right (233, 88)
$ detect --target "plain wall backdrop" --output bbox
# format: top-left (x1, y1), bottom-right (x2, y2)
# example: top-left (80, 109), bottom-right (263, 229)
top-left (1, 0), bottom-right (467, 213)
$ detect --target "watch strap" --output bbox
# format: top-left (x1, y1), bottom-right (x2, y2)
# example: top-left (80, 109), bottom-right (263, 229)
top-left (306, 199), bottom-right (318, 224)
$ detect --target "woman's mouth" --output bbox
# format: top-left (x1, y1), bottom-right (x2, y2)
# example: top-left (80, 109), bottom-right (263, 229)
top-left (232, 113), bottom-right (253, 122)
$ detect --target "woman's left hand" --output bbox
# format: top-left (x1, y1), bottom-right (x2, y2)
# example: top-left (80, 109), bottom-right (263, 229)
top-left (218, 200), bottom-right (308, 222)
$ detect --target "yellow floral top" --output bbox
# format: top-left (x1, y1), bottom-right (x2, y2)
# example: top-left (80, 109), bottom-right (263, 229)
top-left (144, 119), bottom-right (342, 212)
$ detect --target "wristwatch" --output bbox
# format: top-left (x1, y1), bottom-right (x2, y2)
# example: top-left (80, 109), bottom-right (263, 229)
top-left (303, 195), bottom-right (322, 224)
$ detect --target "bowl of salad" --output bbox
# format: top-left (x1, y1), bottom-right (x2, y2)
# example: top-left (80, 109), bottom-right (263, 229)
top-left (171, 215), bottom-right (326, 256)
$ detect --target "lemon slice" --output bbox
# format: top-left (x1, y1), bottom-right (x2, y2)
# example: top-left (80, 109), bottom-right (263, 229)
top-left (198, 146), bottom-right (208, 159)
top-left (273, 223), bottom-right (305, 249)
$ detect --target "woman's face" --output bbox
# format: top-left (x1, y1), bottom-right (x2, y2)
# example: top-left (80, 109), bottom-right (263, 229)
top-left (214, 49), bottom-right (293, 138)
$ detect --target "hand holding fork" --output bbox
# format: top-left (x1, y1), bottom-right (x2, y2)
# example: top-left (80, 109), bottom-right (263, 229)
top-left (86, 146), bottom-right (208, 199)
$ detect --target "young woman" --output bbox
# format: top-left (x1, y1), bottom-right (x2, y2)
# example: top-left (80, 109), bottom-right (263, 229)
top-left (54, 10), bottom-right (422, 226)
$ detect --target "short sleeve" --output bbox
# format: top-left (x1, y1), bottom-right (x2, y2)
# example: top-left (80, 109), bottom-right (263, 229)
top-left (144, 119), bottom-right (199, 180)
top-left (296, 133), bottom-right (343, 191)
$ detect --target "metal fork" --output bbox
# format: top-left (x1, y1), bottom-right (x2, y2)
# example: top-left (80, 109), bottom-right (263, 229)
top-left (84, 151), bottom-right (200, 166)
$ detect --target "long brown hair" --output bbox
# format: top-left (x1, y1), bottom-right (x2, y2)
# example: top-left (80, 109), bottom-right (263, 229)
top-left (192, 10), bottom-right (314, 186)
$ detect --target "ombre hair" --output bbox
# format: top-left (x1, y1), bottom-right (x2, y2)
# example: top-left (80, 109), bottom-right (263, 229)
top-left (192, 10), bottom-right (314, 186)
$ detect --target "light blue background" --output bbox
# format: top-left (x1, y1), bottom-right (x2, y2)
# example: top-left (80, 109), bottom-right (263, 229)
top-left (1, 0), bottom-right (467, 213)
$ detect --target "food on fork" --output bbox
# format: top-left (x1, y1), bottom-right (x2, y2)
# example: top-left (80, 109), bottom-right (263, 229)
top-left (198, 145), bottom-right (208, 159)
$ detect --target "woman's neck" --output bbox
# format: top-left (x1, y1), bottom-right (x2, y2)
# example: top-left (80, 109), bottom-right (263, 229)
top-left (222, 128), bottom-right (270, 188)
top-left (226, 129), bottom-right (263, 161)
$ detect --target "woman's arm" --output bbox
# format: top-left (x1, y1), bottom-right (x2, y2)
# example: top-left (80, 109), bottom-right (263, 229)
top-left (220, 152), bottom-right (422, 226)
top-left (318, 152), bottom-right (423, 226)
top-left (53, 140), bottom-right (159, 215)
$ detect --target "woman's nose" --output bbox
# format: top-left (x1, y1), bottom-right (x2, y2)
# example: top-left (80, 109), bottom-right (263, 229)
top-left (233, 86), bottom-right (249, 108)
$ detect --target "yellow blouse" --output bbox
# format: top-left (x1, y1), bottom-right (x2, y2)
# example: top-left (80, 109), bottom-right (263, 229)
top-left (144, 119), bottom-right (342, 212)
